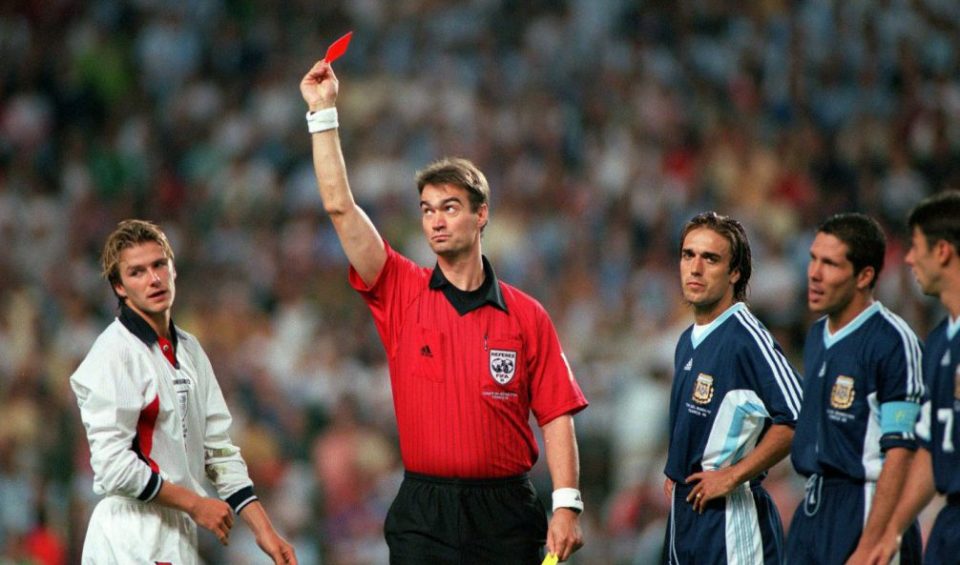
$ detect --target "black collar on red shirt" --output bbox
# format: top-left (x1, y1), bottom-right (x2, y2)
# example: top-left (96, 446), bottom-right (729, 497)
top-left (429, 256), bottom-right (508, 316)
top-left (118, 303), bottom-right (180, 368)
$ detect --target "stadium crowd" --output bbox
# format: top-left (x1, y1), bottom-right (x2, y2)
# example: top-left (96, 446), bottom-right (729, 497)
top-left (1, 0), bottom-right (959, 563)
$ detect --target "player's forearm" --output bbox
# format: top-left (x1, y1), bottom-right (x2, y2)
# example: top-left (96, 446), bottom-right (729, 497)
top-left (883, 448), bottom-right (937, 537)
top-left (543, 415), bottom-right (580, 489)
top-left (154, 480), bottom-right (204, 515)
top-left (728, 424), bottom-right (793, 485)
top-left (860, 447), bottom-right (914, 543)
top-left (238, 500), bottom-right (277, 538)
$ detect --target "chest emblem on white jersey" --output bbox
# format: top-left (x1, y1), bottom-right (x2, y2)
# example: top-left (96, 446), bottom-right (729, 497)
top-left (489, 349), bottom-right (517, 385)
top-left (684, 358), bottom-right (693, 371)
top-left (830, 375), bottom-right (856, 410)
top-left (692, 373), bottom-right (714, 405)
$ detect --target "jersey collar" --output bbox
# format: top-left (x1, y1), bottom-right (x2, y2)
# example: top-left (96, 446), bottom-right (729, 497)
top-left (947, 314), bottom-right (960, 341)
top-left (822, 301), bottom-right (881, 349)
top-left (429, 255), bottom-right (508, 316)
top-left (119, 303), bottom-right (180, 363)
top-left (690, 302), bottom-right (745, 348)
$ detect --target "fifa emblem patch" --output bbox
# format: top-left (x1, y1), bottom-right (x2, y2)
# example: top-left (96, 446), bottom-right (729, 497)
top-left (489, 349), bottom-right (517, 385)
top-left (692, 373), bottom-right (714, 405)
top-left (831, 375), bottom-right (855, 409)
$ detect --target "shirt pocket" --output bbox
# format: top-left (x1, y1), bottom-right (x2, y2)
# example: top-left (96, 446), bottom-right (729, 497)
top-left (485, 337), bottom-right (524, 391)
top-left (399, 324), bottom-right (446, 383)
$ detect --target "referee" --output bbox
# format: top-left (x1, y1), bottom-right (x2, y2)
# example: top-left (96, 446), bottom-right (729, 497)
top-left (300, 59), bottom-right (588, 563)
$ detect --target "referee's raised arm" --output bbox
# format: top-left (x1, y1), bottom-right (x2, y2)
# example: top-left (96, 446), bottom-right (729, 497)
top-left (300, 58), bottom-right (385, 287)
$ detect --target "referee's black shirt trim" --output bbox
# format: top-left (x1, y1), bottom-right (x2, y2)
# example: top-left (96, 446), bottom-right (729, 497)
top-left (429, 255), bottom-right (508, 316)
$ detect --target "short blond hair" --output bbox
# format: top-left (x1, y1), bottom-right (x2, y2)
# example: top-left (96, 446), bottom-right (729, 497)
top-left (101, 219), bottom-right (175, 288)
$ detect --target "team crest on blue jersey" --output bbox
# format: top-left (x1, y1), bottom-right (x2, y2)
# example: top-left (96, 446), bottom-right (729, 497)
top-left (489, 349), bottom-right (517, 385)
top-left (692, 373), bottom-right (714, 404)
top-left (830, 375), bottom-right (855, 409)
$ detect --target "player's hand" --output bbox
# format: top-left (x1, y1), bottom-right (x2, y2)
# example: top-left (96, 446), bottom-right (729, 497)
top-left (864, 532), bottom-right (901, 565)
top-left (189, 497), bottom-right (234, 545)
top-left (255, 530), bottom-right (298, 564)
top-left (663, 477), bottom-right (675, 502)
top-left (546, 508), bottom-right (583, 562)
top-left (300, 60), bottom-right (339, 111)
top-left (684, 467), bottom-right (740, 513)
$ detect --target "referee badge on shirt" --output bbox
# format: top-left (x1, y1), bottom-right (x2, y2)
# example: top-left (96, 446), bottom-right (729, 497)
top-left (692, 373), bottom-right (714, 405)
top-left (489, 349), bottom-right (517, 385)
top-left (830, 375), bottom-right (855, 409)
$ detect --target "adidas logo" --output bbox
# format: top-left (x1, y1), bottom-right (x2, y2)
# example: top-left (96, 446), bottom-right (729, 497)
top-left (421, 345), bottom-right (433, 358)
top-left (943, 350), bottom-right (951, 367)
top-left (684, 358), bottom-right (692, 371)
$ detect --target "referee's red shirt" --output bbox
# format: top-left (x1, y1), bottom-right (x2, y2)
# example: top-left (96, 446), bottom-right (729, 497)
top-left (349, 242), bottom-right (588, 479)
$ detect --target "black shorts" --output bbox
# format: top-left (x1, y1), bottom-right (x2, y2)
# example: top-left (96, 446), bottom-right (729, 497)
top-left (385, 471), bottom-right (547, 565)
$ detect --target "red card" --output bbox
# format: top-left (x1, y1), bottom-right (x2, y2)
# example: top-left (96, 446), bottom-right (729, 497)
top-left (324, 31), bottom-right (353, 64)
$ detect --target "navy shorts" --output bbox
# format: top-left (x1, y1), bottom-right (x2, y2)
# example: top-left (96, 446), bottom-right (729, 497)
top-left (925, 494), bottom-right (960, 565)
top-left (785, 475), bottom-right (921, 565)
top-left (664, 481), bottom-right (784, 564)
top-left (385, 471), bottom-right (547, 565)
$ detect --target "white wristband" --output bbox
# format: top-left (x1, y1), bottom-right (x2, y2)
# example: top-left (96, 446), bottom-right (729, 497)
top-left (552, 488), bottom-right (583, 513)
top-left (306, 108), bottom-right (338, 133)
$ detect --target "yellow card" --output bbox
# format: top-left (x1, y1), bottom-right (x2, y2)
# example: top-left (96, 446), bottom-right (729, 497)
top-left (541, 553), bottom-right (558, 565)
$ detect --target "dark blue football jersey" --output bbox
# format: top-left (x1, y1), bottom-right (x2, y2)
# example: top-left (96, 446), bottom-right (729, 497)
top-left (916, 316), bottom-right (960, 495)
top-left (791, 302), bottom-right (924, 481)
top-left (664, 303), bottom-right (803, 484)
